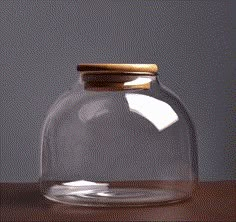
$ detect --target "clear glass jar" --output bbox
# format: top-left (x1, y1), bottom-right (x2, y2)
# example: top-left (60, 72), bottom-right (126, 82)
top-left (40, 64), bottom-right (198, 207)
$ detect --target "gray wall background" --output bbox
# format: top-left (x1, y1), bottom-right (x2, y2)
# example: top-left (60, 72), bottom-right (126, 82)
top-left (1, 0), bottom-right (235, 182)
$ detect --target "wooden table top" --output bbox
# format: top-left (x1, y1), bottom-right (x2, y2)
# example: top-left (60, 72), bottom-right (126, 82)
top-left (1, 181), bottom-right (235, 221)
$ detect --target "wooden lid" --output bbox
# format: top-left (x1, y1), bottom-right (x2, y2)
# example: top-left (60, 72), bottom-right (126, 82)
top-left (77, 64), bottom-right (158, 74)
top-left (78, 64), bottom-right (158, 91)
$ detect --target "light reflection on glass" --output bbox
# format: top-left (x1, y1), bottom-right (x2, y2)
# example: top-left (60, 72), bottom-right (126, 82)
top-left (63, 180), bottom-right (108, 187)
top-left (78, 100), bottom-right (109, 122)
top-left (124, 77), bottom-right (152, 87)
top-left (50, 180), bottom-right (109, 196)
top-left (125, 94), bottom-right (179, 131)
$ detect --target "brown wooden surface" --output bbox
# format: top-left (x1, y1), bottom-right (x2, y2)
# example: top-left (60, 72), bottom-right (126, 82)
top-left (1, 182), bottom-right (235, 221)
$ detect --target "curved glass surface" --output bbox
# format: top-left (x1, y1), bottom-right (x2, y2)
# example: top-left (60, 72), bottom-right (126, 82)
top-left (40, 76), bottom-right (198, 207)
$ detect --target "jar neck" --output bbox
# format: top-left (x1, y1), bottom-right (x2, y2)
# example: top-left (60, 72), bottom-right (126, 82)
top-left (78, 73), bottom-right (158, 91)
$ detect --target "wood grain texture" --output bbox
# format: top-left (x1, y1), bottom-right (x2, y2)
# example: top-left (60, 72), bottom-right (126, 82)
top-left (1, 182), bottom-right (235, 221)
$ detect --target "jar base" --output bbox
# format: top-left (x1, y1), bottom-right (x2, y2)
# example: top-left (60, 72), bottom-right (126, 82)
top-left (44, 184), bottom-right (190, 207)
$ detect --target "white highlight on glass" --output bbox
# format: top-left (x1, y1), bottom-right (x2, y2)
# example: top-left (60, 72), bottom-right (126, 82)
top-left (125, 94), bottom-right (179, 131)
top-left (63, 180), bottom-right (108, 187)
top-left (50, 180), bottom-right (109, 196)
top-left (78, 99), bottom-right (109, 122)
top-left (124, 77), bottom-right (152, 86)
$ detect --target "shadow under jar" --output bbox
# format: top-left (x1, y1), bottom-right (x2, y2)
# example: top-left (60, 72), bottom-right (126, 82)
top-left (40, 64), bottom-right (198, 207)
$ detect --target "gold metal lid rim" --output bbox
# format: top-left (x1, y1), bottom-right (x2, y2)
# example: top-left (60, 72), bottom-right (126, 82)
top-left (77, 64), bottom-right (158, 73)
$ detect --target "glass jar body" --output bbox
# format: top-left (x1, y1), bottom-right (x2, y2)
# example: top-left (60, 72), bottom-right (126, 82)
top-left (40, 76), bottom-right (198, 207)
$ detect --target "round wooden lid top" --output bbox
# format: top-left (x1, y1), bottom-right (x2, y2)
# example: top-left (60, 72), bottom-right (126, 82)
top-left (77, 64), bottom-right (158, 73)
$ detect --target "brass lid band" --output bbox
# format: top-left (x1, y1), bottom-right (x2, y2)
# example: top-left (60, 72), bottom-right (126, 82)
top-left (78, 64), bottom-right (158, 74)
